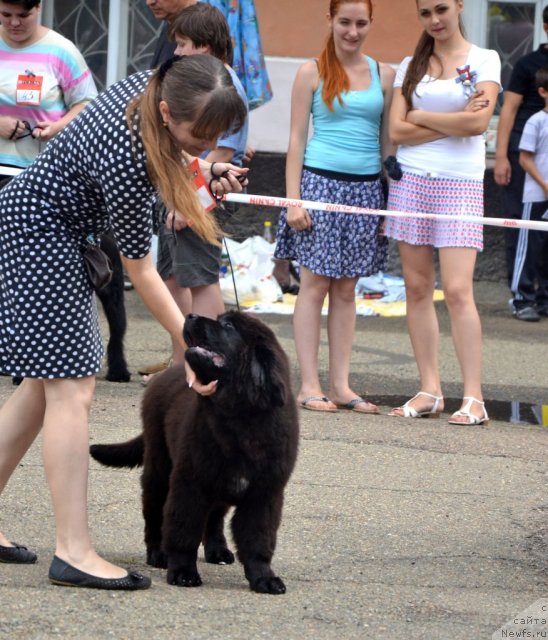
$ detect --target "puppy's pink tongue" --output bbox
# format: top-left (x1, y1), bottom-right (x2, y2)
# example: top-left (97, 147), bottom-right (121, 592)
top-left (194, 346), bottom-right (225, 367)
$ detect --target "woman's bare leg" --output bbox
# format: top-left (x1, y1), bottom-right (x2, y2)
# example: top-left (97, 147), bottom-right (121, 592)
top-left (190, 282), bottom-right (225, 320)
top-left (326, 276), bottom-right (378, 412)
top-left (391, 242), bottom-right (444, 415)
top-left (42, 377), bottom-right (126, 578)
top-left (293, 267), bottom-right (335, 409)
top-left (0, 378), bottom-right (46, 547)
top-left (439, 247), bottom-right (485, 422)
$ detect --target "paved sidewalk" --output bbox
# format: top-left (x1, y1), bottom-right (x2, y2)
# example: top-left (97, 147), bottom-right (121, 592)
top-left (0, 281), bottom-right (546, 640)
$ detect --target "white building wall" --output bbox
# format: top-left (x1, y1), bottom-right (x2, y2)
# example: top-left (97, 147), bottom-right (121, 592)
top-left (248, 56), bottom-right (304, 154)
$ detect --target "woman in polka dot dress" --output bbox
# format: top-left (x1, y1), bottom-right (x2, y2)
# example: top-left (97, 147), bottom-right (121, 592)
top-left (0, 54), bottom-right (247, 589)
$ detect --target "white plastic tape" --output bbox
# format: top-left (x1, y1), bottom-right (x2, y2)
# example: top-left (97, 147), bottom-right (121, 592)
top-left (3, 163), bottom-right (545, 233)
top-left (224, 192), bottom-right (548, 233)
top-left (0, 165), bottom-right (23, 177)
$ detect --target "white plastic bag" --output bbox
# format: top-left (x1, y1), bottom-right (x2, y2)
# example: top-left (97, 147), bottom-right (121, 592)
top-left (220, 236), bottom-right (282, 304)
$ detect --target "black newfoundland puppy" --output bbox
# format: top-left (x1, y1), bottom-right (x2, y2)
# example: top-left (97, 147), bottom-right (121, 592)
top-left (90, 311), bottom-right (299, 594)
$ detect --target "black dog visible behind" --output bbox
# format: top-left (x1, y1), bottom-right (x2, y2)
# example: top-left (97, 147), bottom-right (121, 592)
top-left (90, 311), bottom-right (299, 594)
top-left (97, 234), bottom-right (130, 382)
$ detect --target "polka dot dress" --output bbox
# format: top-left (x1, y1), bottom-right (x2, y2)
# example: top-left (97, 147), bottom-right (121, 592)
top-left (0, 72), bottom-right (156, 379)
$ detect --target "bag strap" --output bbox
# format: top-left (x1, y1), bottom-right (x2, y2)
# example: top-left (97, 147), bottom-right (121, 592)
top-left (86, 233), bottom-right (102, 246)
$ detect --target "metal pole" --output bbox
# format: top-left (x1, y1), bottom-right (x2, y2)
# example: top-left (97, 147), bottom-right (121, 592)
top-left (106, 0), bottom-right (129, 87)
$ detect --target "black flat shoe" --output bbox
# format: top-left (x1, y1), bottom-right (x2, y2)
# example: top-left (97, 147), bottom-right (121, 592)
top-left (0, 542), bottom-right (37, 564)
top-left (48, 556), bottom-right (151, 590)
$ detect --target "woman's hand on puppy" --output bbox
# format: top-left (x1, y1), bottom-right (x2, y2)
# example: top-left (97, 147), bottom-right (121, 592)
top-left (184, 361), bottom-right (218, 396)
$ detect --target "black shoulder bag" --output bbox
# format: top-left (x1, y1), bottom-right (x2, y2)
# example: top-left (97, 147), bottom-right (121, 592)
top-left (82, 234), bottom-right (113, 291)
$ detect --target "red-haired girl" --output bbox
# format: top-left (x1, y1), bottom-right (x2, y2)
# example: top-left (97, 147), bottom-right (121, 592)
top-left (275, 0), bottom-right (395, 413)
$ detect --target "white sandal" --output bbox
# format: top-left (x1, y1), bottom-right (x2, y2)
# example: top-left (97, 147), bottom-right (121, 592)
top-left (448, 396), bottom-right (489, 425)
top-left (389, 391), bottom-right (443, 419)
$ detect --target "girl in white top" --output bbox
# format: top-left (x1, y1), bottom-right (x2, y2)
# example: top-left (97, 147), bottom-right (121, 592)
top-left (385, 0), bottom-right (501, 425)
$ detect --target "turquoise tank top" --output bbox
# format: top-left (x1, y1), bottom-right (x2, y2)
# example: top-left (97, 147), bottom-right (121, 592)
top-left (304, 56), bottom-right (384, 175)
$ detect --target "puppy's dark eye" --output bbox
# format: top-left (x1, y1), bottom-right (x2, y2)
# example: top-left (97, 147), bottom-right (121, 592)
top-left (222, 321), bottom-right (235, 330)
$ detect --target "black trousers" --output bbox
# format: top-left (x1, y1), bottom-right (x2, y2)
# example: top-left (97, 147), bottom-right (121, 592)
top-left (501, 150), bottom-right (526, 287)
top-left (510, 200), bottom-right (548, 310)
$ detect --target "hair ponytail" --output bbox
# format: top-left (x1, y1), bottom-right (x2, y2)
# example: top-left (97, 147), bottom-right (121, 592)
top-left (318, 32), bottom-right (349, 111)
top-left (401, 31), bottom-right (436, 109)
top-left (402, 12), bottom-right (466, 108)
top-left (126, 55), bottom-right (246, 246)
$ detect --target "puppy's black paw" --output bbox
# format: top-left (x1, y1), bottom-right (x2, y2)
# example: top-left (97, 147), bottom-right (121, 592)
top-left (167, 567), bottom-right (202, 587)
top-left (147, 548), bottom-right (167, 568)
top-left (204, 546), bottom-right (235, 565)
top-left (250, 576), bottom-right (286, 595)
top-left (105, 367), bottom-right (131, 383)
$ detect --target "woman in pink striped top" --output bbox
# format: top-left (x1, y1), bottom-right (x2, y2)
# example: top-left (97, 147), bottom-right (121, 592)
top-left (0, 0), bottom-right (97, 178)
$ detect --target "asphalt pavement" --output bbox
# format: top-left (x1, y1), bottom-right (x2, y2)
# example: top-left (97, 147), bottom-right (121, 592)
top-left (0, 280), bottom-right (546, 640)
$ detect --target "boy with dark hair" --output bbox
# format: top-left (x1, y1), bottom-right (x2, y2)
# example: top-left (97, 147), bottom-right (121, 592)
top-left (169, 3), bottom-right (233, 65)
top-left (511, 64), bottom-right (548, 320)
top-left (170, 4), bottom-right (248, 166)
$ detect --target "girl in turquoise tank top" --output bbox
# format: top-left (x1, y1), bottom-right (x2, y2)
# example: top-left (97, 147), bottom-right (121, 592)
top-left (274, 0), bottom-right (395, 414)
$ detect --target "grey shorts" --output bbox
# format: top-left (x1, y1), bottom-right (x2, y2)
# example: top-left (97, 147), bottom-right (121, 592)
top-left (156, 217), bottom-right (222, 289)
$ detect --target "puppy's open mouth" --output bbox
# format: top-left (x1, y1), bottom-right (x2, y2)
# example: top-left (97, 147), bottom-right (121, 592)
top-left (189, 346), bottom-right (226, 368)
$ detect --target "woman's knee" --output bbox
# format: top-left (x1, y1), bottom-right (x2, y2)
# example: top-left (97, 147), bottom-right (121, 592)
top-left (443, 282), bottom-right (474, 311)
top-left (43, 376), bottom-right (96, 411)
top-left (301, 275), bottom-right (330, 302)
top-left (19, 377), bottom-right (45, 396)
top-left (330, 279), bottom-right (357, 304)
top-left (404, 276), bottom-right (434, 304)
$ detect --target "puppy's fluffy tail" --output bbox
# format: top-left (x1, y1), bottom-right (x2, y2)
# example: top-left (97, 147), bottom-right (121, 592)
top-left (90, 436), bottom-right (144, 469)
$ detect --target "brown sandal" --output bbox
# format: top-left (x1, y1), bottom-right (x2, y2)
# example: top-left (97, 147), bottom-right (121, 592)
top-left (299, 396), bottom-right (338, 413)
top-left (137, 358), bottom-right (171, 376)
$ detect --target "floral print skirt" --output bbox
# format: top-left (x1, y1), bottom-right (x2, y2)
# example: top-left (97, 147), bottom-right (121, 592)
top-left (274, 169), bottom-right (388, 278)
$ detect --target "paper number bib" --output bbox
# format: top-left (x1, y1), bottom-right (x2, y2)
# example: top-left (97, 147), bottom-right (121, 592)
top-left (16, 74), bottom-right (43, 106)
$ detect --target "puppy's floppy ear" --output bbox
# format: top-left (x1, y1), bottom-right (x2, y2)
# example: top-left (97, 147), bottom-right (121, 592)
top-left (247, 343), bottom-right (287, 410)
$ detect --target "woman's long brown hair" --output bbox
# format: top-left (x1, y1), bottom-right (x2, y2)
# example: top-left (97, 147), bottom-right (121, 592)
top-left (126, 55), bottom-right (247, 245)
top-left (402, 3), bottom-right (466, 108)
